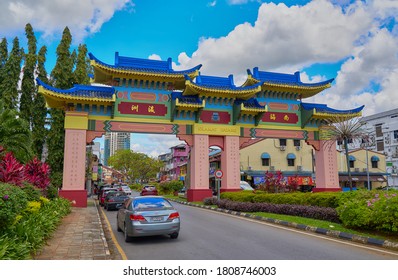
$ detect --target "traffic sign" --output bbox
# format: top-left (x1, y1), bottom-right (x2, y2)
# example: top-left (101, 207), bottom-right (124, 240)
top-left (215, 170), bottom-right (223, 178)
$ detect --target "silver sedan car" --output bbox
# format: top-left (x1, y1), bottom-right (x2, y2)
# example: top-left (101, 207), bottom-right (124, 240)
top-left (116, 196), bottom-right (180, 242)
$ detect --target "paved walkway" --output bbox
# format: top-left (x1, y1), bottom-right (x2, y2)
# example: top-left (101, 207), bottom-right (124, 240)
top-left (34, 197), bottom-right (113, 260)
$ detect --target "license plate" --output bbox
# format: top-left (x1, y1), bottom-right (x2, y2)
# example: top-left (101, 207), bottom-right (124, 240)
top-left (151, 216), bottom-right (163, 222)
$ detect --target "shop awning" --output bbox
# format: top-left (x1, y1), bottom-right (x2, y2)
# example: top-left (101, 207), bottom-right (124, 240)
top-left (261, 152), bottom-right (270, 159)
top-left (339, 175), bottom-right (386, 182)
top-left (287, 153), bottom-right (296, 159)
top-left (371, 156), bottom-right (380, 162)
top-left (349, 155), bottom-right (356, 161)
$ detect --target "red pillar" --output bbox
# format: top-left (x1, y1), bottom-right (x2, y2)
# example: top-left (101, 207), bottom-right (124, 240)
top-left (313, 140), bottom-right (340, 192)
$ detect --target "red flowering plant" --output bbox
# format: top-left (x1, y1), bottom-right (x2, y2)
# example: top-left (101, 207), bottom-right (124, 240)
top-left (0, 151), bottom-right (25, 186)
top-left (258, 170), bottom-right (288, 193)
top-left (24, 157), bottom-right (51, 189)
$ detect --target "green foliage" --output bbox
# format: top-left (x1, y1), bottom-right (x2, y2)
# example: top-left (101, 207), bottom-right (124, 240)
top-left (0, 100), bottom-right (33, 162)
top-left (158, 180), bottom-right (183, 195)
top-left (130, 183), bottom-right (143, 191)
top-left (0, 183), bottom-right (29, 230)
top-left (108, 150), bottom-right (163, 183)
top-left (19, 23), bottom-right (37, 126)
top-left (20, 182), bottom-right (42, 201)
top-left (221, 191), bottom-right (341, 208)
top-left (32, 46), bottom-right (48, 159)
top-left (0, 37), bottom-right (23, 110)
top-left (49, 171), bottom-right (63, 189)
top-left (337, 191), bottom-right (398, 232)
top-left (73, 44), bottom-right (91, 84)
top-left (0, 197), bottom-right (71, 259)
top-left (0, 38), bottom-right (8, 87)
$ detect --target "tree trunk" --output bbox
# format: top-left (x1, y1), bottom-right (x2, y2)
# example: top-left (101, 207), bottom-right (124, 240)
top-left (344, 137), bottom-right (353, 191)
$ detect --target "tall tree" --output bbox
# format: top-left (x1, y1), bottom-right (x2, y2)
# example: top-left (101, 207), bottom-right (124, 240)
top-left (20, 23), bottom-right (37, 126)
top-left (32, 46), bottom-right (49, 159)
top-left (47, 27), bottom-right (74, 187)
top-left (0, 38), bottom-right (8, 92)
top-left (73, 44), bottom-right (91, 85)
top-left (0, 37), bottom-right (23, 109)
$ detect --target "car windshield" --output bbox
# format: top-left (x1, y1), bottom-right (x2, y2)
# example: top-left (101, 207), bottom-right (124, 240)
top-left (132, 197), bottom-right (173, 211)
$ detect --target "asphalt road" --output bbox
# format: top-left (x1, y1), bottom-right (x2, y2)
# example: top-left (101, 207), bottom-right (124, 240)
top-left (102, 196), bottom-right (398, 260)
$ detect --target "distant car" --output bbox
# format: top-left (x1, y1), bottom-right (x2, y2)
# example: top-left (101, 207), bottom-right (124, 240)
top-left (120, 185), bottom-right (132, 195)
top-left (116, 196), bottom-right (180, 242)
top-left (104, 191), bottom-right (129, 211)
top-left (240, 181), bottom-right (254, 191)
top-left (140, 185), bottom-right (158, 196)
top-left (100, 188), bottom-right (116, 206)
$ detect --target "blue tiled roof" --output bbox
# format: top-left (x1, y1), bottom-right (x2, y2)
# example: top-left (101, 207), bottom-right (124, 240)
top-left (172, 92), bottom-right (202, 105)
top-left (248, 67), bottom-right (334, 87)
top-left (301, 102), bottom-right (364, 114)
top-left (235, 98), bottom-right (265, 109)
top-left (89, 52), bottom-right (202, 75)
top-left (36, 78), bottom-right (115, 99)
top-left (186, 73), bottom-right (262, 91)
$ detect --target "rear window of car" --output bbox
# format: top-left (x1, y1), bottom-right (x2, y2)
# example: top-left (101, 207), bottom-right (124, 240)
top-left (132, 197), bottom-right (173, 211)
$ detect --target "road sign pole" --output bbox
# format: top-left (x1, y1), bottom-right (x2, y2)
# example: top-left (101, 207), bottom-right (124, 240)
top-left (217, 178), bottom-right (221, 202)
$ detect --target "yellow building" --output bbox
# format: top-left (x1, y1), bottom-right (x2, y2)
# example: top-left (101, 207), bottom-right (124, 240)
top-left (337, 148), bottom-right (387, 190)
top-left (239, 139), bottom-right (387, 190)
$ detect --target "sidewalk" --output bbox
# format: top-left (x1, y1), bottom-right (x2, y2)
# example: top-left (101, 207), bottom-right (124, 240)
top-left (34, 197), bottom-right (113, 260)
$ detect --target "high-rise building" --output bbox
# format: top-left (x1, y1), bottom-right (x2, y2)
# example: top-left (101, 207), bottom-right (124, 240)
top-left (103, 132), bottom-right (131, 166)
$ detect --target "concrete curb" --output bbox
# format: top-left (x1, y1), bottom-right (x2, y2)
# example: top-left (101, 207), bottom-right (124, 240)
top-left (171, 199), bottom-right (398, 252)
top-left (92, 198), bottom-right (111, 257)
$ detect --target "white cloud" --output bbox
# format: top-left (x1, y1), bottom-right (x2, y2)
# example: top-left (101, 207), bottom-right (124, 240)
top-left (174, 0), bottom-right (372, 84)
top-left (131, 134), bottom-right (184, 158)
top-left (207, 1), bottom-right (217, 7)
top-left (0, 0), bottom-right (134, 42)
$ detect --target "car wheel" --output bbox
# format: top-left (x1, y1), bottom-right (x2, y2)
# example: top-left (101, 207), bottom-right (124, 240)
top-left (116, 218), bottom-right (122, 232)
top-left (124, 224), bottom-right (132, 242)
top-left (170, 232), bottom-right (179, 239)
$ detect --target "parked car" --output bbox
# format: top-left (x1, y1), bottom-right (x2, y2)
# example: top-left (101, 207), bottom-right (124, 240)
top-left (140, 185), bottom-right (158, 196)
top-left (116, 196), bottom-right (180, 242)
top-left (104, 191), bottom-right (129, 211)
top-left (100, 188), bottom-right (116, 206)
top-left (119, 185), bottom-right (132, 195)
top-left (240, 181), bottom-right (254, 191)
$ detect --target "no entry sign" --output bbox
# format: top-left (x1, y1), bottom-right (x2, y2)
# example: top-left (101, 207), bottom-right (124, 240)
top-left (215, 170), bottom-right (223, 178)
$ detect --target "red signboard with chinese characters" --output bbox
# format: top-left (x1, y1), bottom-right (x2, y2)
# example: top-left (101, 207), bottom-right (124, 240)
top-left (287, 176), bottom-right (313, 185)
top-left (117, 102), bottom-right (168, 116)
top-left (262, 112), bottom-right (298, 124)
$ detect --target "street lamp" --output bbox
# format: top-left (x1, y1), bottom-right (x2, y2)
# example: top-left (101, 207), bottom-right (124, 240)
top-left (361, 134), bottom-right (372, 191)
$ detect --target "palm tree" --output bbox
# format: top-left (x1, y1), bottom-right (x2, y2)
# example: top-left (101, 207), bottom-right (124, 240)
top-left (325, 116), bottom-right (365, 191)
top-left (0, 100), bottom-right (32, 162)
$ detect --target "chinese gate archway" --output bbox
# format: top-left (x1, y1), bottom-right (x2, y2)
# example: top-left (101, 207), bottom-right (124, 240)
top-left (37, 52), bottom-right (364, 207)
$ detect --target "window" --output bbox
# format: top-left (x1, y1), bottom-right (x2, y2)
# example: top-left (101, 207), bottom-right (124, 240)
top-left (376, 139), bottom-right (384, 151)
top-left (279, 139), bottom-right (287, 146)
top-left (349, 155), bottom-right (355, 168)
top-left (261, 152), bottom-right (270, 166)
top-left (349, 160), bottom-right (355, 168)
top-left (394, 130), bottom-right (398, 140)
top-left (371, 161), bottom-right (378, 168)
top-left (375, 124), bottom-right (383, 137)
top-left (287, 159), bottom-right (295, 166)
top-left (262, 158), bottom-right (270, 166)
top-left (293, 139), bottom-right (300, 147)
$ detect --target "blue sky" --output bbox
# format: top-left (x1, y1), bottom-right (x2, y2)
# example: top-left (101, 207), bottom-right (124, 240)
top-left (1, 0), bottom-right (398, 157)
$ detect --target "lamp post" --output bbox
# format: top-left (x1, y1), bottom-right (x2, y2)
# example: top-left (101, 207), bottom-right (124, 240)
top-left (361, 134), bottom-right (372, 191)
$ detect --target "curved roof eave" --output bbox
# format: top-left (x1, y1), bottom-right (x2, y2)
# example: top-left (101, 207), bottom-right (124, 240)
top-left (301, 102), bottom-right (365, 114)
top-left (89, 52), bottom-right (202, 75)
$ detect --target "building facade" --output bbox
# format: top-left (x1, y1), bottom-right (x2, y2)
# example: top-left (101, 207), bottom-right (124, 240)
top-left (158, 144), bottom-right (190, 182)
top-left (103, 132), bottom-right (130, 166)
top-left (360, 108), bottom-right (398, 187)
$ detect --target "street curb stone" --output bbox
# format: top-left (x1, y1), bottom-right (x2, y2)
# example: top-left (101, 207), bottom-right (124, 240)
top-left (171, 199), bottom-right (398, 252)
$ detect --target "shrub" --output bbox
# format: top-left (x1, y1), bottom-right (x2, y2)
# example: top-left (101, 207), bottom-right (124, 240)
top-left (24, 157), bottom-right (51, 189)
top-left (158, 180), bottom-right (183, 195)
top-left (0, 197), bottom-right (71, 259)
top-left (0, 152), bottom-right (25, 186)
top-left (0, 183), bottom-right (29, 231)
top-left (337, 191), bottom-right (398, 232)
top-left (214, 199), bottom-right (340, 223)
